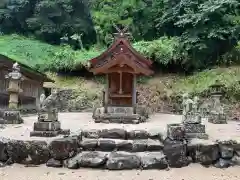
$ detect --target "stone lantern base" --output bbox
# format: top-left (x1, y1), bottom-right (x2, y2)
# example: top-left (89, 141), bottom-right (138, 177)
top-left (208, 112), bottom-right (227, 124)
top-left (0, 109), bottom-right (23, 124)
top-left (30, 111), bottom-right (70, 137)
top-left (30, 121), bottom-right (70, 137)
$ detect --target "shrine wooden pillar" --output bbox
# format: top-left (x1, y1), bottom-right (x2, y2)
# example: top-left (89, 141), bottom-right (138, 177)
top-left (132, 74), bottom-right (137, 113)
top-left (104, 74), bottom-right (109, 113)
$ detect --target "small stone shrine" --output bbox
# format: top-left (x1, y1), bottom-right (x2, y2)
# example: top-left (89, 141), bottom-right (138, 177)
top-left (0, 62), bottom-right (23, 124)
top-left (87, 25), bottom-right (154, 124)
top-left (182, 94), bottom-right (207, 139)
top-left (30, 88), bottom-right (70, 137)
top-left (208, 80), bottom-right (227, 124)
top-left (167, 93), bottom-right (208, 140)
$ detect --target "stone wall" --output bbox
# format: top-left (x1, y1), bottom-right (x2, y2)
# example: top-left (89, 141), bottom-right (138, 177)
top-left (0, 130), bottom-right (239, 169)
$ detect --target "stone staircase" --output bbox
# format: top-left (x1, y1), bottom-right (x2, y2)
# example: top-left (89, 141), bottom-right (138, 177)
top-left (81, 128), bottom-right (163, 152)
top-left (1, 127), bottom-right (240, 170)
top-left (46, 127), bottom-right (240, 170)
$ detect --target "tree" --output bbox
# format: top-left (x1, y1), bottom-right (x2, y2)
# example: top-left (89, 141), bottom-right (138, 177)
top-left (157, 0), bottom-right (240, 69)
top-left (26, 0), bottom-right (96, 46)
top-left (0, 0), bottom-right (35, 33)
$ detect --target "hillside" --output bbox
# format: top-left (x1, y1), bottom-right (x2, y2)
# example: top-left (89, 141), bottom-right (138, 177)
top-left (0, 34), bottom-right (184, 72)
top-left (0, 35), bottom-right (102, 71)
top-left (1, 34), bottom-right (240, 118)
top-left (1, 34), bottom-right (240, 99)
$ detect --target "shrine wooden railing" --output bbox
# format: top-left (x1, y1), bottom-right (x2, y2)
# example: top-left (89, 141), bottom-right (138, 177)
top-left (102, 90), bottom-right (139, 114)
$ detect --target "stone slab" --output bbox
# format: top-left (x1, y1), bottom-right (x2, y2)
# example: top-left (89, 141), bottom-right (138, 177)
top-left (167, 123), bottom-right (185, 140)
top-left (33, 121), bottom-right (61, 131)
top-left (1, 110), bottom-right (23, 124)
top-left (30, 131), bottom-right (59, 137)
top-left (185, 133), bottom-right (209, 140)
top-left (95, 118), bottom-right (140, 124)
top-left (184, 114), bottom-right (201, 124)
top-left (184, 123), bottom-right (205, 134)
top-left (208, 113), bottom-right (227, 124)
top-left (30, 129), bottom-right (70, 137)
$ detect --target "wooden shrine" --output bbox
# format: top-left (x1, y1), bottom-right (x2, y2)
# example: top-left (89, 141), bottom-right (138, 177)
top-left (88, 26), bottom-right (154, 123)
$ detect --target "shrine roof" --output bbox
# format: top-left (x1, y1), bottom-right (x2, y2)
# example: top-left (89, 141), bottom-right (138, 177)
top-left (0, 54), bottom-right (54, 82)
top-left (88, 34), bottom-right (154, 76)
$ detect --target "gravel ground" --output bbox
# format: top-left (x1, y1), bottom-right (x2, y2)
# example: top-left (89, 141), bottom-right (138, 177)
top-left (0, 164), bottom-right (240, 180)
top-left (0, 112), bottom-right (240, 142)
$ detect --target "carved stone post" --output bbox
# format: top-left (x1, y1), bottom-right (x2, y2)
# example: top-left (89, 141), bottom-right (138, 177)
top-left (2, 62), bottom-right (24, 124)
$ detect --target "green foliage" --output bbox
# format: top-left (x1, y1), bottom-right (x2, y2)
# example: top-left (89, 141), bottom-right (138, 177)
top-left (0, 34), bottom-right (102, 71)
top-left (1, 0), bottom-right (240, 71)
top-left (0, 0), bottom-right (96, 46)
top-left (90, 0), bottom-right (161, 44)
top-left (221, 42), bottom-right (240, 65)
top-left (173, 66), bottom-right (240, 100)
top-left (0, 34), bottom-right (190, 71)
top-left (158, 0), bottom-right (240, 69)
top-left (134, 36), bottom-right (189, 65)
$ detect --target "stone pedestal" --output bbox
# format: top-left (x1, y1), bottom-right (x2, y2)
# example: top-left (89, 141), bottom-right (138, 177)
top-left (208, 112), bottom-right (227, 124)
top-left (183, 123), bottom-right (208, 139)
top-left (183, 114), bottom-right (201, 124)
top-left (93, 106), bottom-right (148, 124)
top-left (167, 124), bottom-right (185, 140)
top-left (0, 110), bottom-right (23, 124)
top-left (30, 121), bottom-right (70, 137)
top-left (30, 108), bottom-right (70, 137)
top-left (182, 113), bottom-right (208, 139)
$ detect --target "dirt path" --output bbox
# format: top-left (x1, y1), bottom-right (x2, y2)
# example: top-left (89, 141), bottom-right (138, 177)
top-left (0, 164), bottom-right (240, 180)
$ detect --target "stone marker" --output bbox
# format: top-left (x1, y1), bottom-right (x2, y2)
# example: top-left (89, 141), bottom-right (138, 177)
top-left (168, 94), bottom-right (208, 140)
top-left (0, 62), bottom-right (23, 124)
top-left (182, 94), bottom-right (208, 139)
top-left (208, 80), bottom-right (227, 124)
top-left (30, 88), bottom-right (70, 137)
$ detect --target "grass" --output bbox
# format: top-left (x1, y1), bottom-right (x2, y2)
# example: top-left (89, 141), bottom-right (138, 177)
top-left (172, 66), bottom-right (240, 97)
top-left (41, 66), bottom-right (240, 113)
top-left (0, 34), bottom-right (102, 71)
top-left (0, 34), bottom-right (182, 72)
top-left (45, 66), bottom-right (240, 102)
top-left (1, 34), bottom-right (240, 101)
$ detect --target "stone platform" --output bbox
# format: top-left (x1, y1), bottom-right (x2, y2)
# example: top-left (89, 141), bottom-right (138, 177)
top-left (30, 121), bottom-right (70, 137)
top-left (0, 113), bottom-right (239, 170)
top-left (93, 106), bottom-right (147, 124)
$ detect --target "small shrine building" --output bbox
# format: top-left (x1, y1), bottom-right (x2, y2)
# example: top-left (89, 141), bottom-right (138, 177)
top-left (87, 27), bottom-right (154, 123)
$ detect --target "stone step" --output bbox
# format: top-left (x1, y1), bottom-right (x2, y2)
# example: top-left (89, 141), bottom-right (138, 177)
top-left (82, 128), bottom-right (163, 140)
top-left (80, 138), bottom-right (163, 152)
top-left (61, 151), bottom-right (169, 170)
top-left (1, 134), bottom-right (239, 170)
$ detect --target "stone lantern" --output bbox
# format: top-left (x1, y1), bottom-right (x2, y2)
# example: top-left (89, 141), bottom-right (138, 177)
top-left (3, 62), bottom-right (24, 124)
top-left (208, 80), bottom-right (227, 124)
